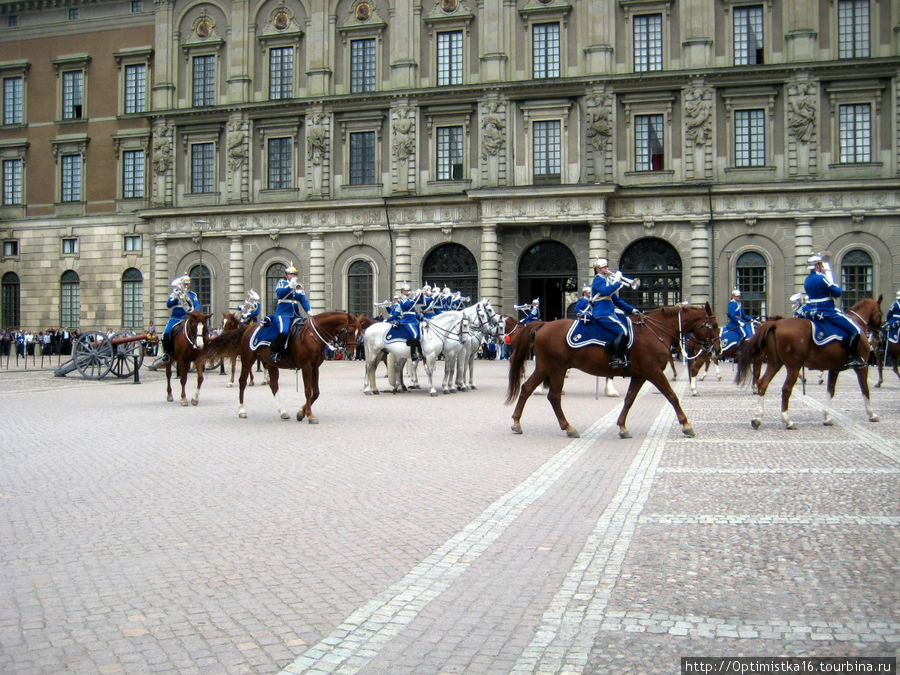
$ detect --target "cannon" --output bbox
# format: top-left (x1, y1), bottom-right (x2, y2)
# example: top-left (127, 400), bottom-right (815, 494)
top-left (54, 330), bottom-right (154, 380)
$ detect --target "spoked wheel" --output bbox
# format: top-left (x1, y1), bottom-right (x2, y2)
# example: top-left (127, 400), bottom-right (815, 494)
top-left (109, 331), bottom-right (145, 378)
top-left (73, 331), bottom-right (114, 380)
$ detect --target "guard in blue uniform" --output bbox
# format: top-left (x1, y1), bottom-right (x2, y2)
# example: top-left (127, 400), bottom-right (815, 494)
top-left (417, 284), bottom-right (440, 319)
top-left (390, 284), bottom-right (424, 360)
top-left (797, 254), bottom-right (865, 367)
top-left (515, 298), bottom-right (541, 324)
top-left (590, 258), bottom-right (640, 368)
top-left (158, 275), bottom-right (200, 364)
top-left (574, 287), bottom-right (592, 322)
top-left (268, 263), bottom-right (311, 364)
top-left (883, 290), bottom-right (900, 345)
top-left (720, 289), bottom-right (755, 352)
top-left (438, 287), bottom-right (453, 313)
top-left (238, 290), bottom-right (261, 325)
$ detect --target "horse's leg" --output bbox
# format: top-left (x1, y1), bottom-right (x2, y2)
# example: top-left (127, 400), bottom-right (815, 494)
top-left (604, 377), bottom-right (620, 397)
top-left (545, 369), bottom-right (579, 438)
top-left (179, 358), bottom-right (190, 406)
top-left (165, 362), bottom-right (174, 402)
top-left (688, 357), bottom-right (700, 397)
top-left (669, 355), bottom-right (677, 381)
top-left (296, 363), bottom-right (316, 423)
top-left (751, 359), bottom-right (782, 429)
top-left (646, 372), bottom-right (695, 438)
top-left (228, 355), bottom-right (236, 388)
top-left (616, 377), bottom-right (647, 439)
top-left (714, 355), bottom-right (722, 381)
top-left (267, 367), bottom-right (290, 420)
top-left (779, 366), bottom-right (801, 430)
top-left (363, 351), bottom-right (378, 394)
top-left (191, 360), bottom-right (204, 405)
top-left (237, 354), bottom-right (253, 418)
top-left (853, 367), bottom-right (879, 423)
top-left (510, 361), bottom-right (548, 434)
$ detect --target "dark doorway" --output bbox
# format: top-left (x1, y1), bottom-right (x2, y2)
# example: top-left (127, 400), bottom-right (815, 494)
top-left (618, 237), bottom-right (682, 310)
top-left (517, 240), bottom-right (578, 321)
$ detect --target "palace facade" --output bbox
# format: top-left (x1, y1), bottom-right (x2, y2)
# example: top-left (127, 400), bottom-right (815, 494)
top-left (1, 0), bottom-right (898, 330)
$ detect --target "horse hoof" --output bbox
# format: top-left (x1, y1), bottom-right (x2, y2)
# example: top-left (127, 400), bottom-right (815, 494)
top-left (167, 395), bottom-right (173, 402)
top-left (717, 375), bottom-right (722, 381)
top-left (280, 412), bottom-right (291, 420)
top-left (308, 418), bottom-right (319, 424)
top-left (751, 419), bottom-right (761, 429)
top-left (682, 426), bottom-right (695, 437)
top-left (511, 423), bottom-right (523, 434)
top-left (786, 423), bottom-right (797, 430)
top-left (870, 415), bottom-right (880, 423)
top-left (296, 412), bottom-right (304, 422)
top-left (239, 411), bottom-right (247, 419)
top-left (227, 382), bottom-right (233, 388)
top-left (191, 399), bottom-right (199, 406)
top-left (565, 428), bottom-right (580, 438)
top-left (691, 391), bottom-right (699, 397)
top-left (618, 430), bottom-right (632, 439)
top-left (823, 419), bottom-right (834, 426)
top-left (430, 391), bottom-right (438, 397)
top-left (181, 400), bottom-right (189, 407)
top-left (364, 390), bottom-right (374, 396)
top-left (469, 385), bottom-right (477, 390)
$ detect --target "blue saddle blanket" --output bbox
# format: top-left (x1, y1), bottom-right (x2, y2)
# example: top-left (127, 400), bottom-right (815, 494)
top-left (720, 325), bottom-right (744, 352)
top-left (384, 323), bottom-right (417, 344)
top-left (807, 319), bottom-right (845, 347)
top-left (566, 318), bottom-right (634, 349)
top-left (885, 322), bottom-right (900, 345)
top-left (250, 317), bottom-right (302, 350)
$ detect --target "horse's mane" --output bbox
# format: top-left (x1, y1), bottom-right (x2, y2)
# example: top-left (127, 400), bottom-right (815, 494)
top-left (650, 304), bottom-right (707, 317)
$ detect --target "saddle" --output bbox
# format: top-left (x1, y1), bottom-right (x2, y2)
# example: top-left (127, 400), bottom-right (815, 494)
top-left (566, 317), bottom-right (634, 349)
top-left (804, 319), bottom-right (845, 347)
top-left (250, 317), bottom-right (304, 351)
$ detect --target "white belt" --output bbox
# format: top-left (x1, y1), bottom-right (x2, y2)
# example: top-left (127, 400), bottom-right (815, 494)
top-left (806, 297), bottom-right (831, 304)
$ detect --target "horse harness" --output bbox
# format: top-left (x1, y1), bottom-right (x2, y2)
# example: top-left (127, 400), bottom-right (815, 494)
top-left (636, 307), bottom-right (718, 361)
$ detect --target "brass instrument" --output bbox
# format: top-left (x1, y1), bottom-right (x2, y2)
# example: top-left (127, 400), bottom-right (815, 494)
top-left (612, 270), bottom-right (641, 290)
top-left (817, 251), bottom-right (835, 285)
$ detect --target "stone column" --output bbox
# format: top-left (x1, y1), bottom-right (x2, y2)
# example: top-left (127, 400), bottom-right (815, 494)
top-left (308, 231), bottom-right (325, 314)
top-left (394, 228), bottom-right (411, 290)
top-left (588, 219), bottom-right (608, 278)
top-left (690, 219), bottom-right (711, 304)
top-left (794, 218), bottom-right (814, 293)
top-left (228, 235), bottom-right (244, 311)
top-left (480, 223), bottom-right (500, 306)
top-left (153, 236), bottom-right (170, 329)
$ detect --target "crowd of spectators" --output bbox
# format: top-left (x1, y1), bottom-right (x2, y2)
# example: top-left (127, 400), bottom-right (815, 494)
top-left (0, 328), bottom-right (80, 358)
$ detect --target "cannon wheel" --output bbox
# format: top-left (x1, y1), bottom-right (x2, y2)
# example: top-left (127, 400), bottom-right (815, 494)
top-left (73, 331), bottom-right (114, 380)
top-left (109, 331), bottom-right (145, 378)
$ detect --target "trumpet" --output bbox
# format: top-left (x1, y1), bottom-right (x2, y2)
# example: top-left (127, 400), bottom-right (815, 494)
top-left (613, 271), bottom-right (641, 290)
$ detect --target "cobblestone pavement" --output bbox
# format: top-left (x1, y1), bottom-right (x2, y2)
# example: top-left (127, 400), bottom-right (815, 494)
top-left (1, 356), bottom-right (897, 674)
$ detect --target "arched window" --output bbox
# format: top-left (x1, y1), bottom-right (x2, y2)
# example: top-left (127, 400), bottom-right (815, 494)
top-left (735, 251), bottom-right (767, 319)
top-left (2, 271), bottom-right (20, 329)
top-left (840, 249), bottom-right (873, 308)
top-left (189, 264), bottom-right (211, 314)
top-left (347, 260), bottom-right (374, 317)
top-left (122, 268), bottom-right (143, 330)
top-left (517, 240), bottom-right (577, 321)
top-left (60, 270), bottom-right (80, 328)
top-left (266, 262), bottom-right (287, 314)
top-left (619, 238), bottom-right (682, 309)
top-left (423, 243), bottom-right (479, 301)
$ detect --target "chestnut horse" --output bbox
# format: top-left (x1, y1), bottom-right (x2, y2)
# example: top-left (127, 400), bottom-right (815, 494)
top-left (875, 329), bottom-right (900, 387)
top-left (506, 303), bottom-right (719, 438)
top-left (165, 309), bottom-right (213, 406)
top-left (232, 311), bottom-right (358, 422)
top-left (735, 296), bottom-right (883, 429)
top-left (203, 313), bottom-right (254, 388)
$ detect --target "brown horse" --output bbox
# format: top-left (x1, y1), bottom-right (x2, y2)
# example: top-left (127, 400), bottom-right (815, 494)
top-left (735, 297), bottom-right (883, 429)
top-left (233, 311), bottom-right (358, 422)
top-left (165, 309), bottom-right (213, 406)
top-left (203, 313), bottom-right (255, 388)
top-left (874, 329), bottom-right (900, 387)
top-left (506, 303), bottom-right (719, 438)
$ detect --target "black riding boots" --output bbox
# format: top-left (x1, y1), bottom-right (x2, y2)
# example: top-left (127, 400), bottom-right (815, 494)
top-left (842, 333), bottom-right (867, 369)
top-left (268, 333), bottom-right (286, 364)
top-left (606, 333), bottom-right (629, 370)
top-left (407, 339), bottom-right (423, 361)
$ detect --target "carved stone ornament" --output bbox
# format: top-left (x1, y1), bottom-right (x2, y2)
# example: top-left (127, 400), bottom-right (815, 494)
top-left (196, 17), bottom-right (212, 38)
top-left (787, 81), bottom-right (817, 143)
top-left (683, 83), bottom-right (712, 146)
top-left (355, 2), bottom-right (372, 21)
top-left (274, 10), bottom-right (289, 30)
top-left (441, 0), bottom-right (459, 12)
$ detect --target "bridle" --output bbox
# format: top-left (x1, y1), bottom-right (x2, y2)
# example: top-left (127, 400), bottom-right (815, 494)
top-left (304, 314), bottom-right (356, 353)
top-left (636, 306), bottom-right (718, 359)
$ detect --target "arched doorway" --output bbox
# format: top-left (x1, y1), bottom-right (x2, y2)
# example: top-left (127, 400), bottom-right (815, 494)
top-left (619, 238), bottom-right (682, 309)
top-left (518, 240), bottom-right (578, 321)
top-left (422, 243), bottom-right (478, 300)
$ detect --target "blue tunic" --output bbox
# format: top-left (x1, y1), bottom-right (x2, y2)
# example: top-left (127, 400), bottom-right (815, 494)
top-left (273, 279), bottom-right (311, 334)
top-left (521, 305), bottom-right (540, 324)
top-left (164, 290), bottom-right (200, 337)
top-left (589, 274), bottom-right (635, 339)
top-left (884, 299), bottom-right (900, 343)
top-left (797, 271), bottom-right (860, 339)
top-left (389, 294), bottom-right (421, 340)
top-left (574, 296), bottom-right (591, 321)
top-left (720, 299), bottom-right (755, 350)
top-left (238, 303), bottom-right (260, 326)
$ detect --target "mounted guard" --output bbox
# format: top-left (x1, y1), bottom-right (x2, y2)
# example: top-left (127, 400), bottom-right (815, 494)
top-left (515, 298), bottom-right (541, 324)
top-left (155, 274), bottom-right (200, 365)
top-left (883, 290), bottom-right (900, 346)
top-left (796, 253), bottom-right (866, 368)
top-left (573, 286), bottom-right (592, 322)
top-left (720, 288), bottom-right (756, 352)
top-left (237, 289), bottom-right (261, 326)
top-left (387, 284), bottom-right (424, 361)
top-left (257, 263), bottom-right (311, 365)
top-left (580, 258), bottom-right (641, 369)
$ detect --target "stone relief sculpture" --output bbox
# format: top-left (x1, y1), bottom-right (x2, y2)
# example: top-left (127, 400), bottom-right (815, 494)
top-left (787, 81), bottom-right (817, 143)
top-left (307, 113), bottom-right (327, 165)
top-left (683, 84), bottom-right (712, 146)
top-left (481, 101), bottom-right (505, 159)
top-left (227, 118), bottom-right (248, 173)
top-left (152, 123), bottom-right (172, 176)
top-left (585, 95), bottom-right (612, 151)
top-left (391, 106), bottom-right (416, 161)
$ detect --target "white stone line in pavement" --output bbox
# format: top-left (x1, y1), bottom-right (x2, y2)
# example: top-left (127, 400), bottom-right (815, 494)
top-left (640, 514), bottom-right (900, 525)
top-left (657, 467), bottom-right (900, 474)
top-left (279, 390), bottom-right (649, 675)
top-left (598, 611), bottom-right (900, 643)
top-left (512, 379), bottom-right (686, 674)
top-left (798, 394), bottom-right (900, 464)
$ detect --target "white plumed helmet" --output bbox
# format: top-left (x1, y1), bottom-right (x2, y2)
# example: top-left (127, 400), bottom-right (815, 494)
top-left (807, 254), bottom-right (822, 269)
top-left (593, 258), bottom-right (608, 268)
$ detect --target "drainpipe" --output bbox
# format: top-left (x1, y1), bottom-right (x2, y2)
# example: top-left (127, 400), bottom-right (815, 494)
top-left (707, 185), bottom-right (715, 311)
top-left (383, 198), bottom-right (394, 296)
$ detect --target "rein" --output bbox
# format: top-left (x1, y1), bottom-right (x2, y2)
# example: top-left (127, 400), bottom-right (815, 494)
top-left (637, 307), bottom-right (717, 357)
top-left (304, 315), bottom-right (352, 353)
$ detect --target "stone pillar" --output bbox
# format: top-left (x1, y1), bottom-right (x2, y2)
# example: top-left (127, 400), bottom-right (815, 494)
top-left (480, 223), bottom-right (500, 306)
top-left (794, 218), bottom-right (814, 293)
top-left (588, 219), bottom-right (608, 277)
top-left (228, 235), bottom-right (244, 311)
top-left (394, 228), bottom-right (411, 290)
top-left (153, 236), bottom-right (170, 329)
top-left (308, 231), bottom-right (325, 314)
top-left (690, 219), bottom-right (711, 304)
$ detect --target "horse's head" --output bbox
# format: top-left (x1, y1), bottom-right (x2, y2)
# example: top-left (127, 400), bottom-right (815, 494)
top-left (221, 312), bottom-right (240, 331)
top-left (187, 310), bottom-right (213, 348)
top-left (684, 302), bottom-right (719, 346)
top-left (850, 296), bottom-right (883, 332)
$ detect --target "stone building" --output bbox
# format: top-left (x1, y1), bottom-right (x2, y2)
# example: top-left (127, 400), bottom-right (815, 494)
top-left (0, 0), bottom-right (898, 331)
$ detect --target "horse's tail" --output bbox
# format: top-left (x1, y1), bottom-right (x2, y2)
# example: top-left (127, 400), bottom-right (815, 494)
top-left (505, 322), bottom-right (541, 404)
top-left (734, 322), bottom-right (773, 386)
top-left (201, 326), bottom-right (247, 363)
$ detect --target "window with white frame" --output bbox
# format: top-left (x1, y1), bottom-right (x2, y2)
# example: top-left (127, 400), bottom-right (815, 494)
top-left (3, 158), bottom-right (22, 205)
top-left (122, 149), bottom-right (145, 198)
top-left (436, 125), bottom-right (463, 180)
top-left (62, 70), bottom-right (83, 119)
top-left (437, 31), bottom-right (463, 86)
top-left (633, 14), bottom-right (662, 72)
top-left (350, 38), bottom-right (376, 93)
top-left (61, 154), bottom-right (82, 202)
top-left (62, 237), bottom-right (78, 255)
top-left (122, 267), bottom-right (143, 330)
top-left (735, 251), bottom-right (767, 318)
top-left (532, 23), bottom-right (560, 79)
top-left (192, 54), bottom-right (216, 107)
top-left (3, 240), bottom-right (18, 257)
top-left (267, 137), bottom-right (293, 189)
top-left (269, 46), bottom-right (294, 100)
top-left (635, 114), bottom-right (664, 171)
top-left (349, 131), bottom-right (376, 185)
top-left (838, 103), bottom-right (871, 163)
top-left (124, 63), bottom-right (146, 114)
top-left (840, 249), bottom-right (872, 307)
top-left (3, 75), bottom-right (23, 125)
top-left (60, 270), bottom-right (80, 328)
top-left (838, 0), bottom-right (869, 59)
top-left (734, 109), bottom-right (765, 167)
top-left (124, 235), bottom-right (141, 252)
top-left (190, 142), bottom-right (215, 192)
top-left (733, 5), bottom-right (764, 65)
top-left (532, 120), bottom-right (561, 184)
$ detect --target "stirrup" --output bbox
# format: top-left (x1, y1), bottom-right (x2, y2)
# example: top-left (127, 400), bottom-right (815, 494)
top-left (845, 357), bottom-right (867, 369)
top-left (609, 357), bottom-right (628, 369)
top-left (268, 352), bottom-right (281, 364)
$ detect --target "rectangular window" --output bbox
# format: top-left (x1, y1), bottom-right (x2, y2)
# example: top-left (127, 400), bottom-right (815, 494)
top-left (3, 240), bottom-right (18, 257)
top-left (736, 266), bottom-right (767, 319)
top-left (3, 158), bottom-right (22, 205)
top-left (349, 131), bottom-right (375, 185)
top-left (61, 154), bottom-right (81, 201)
top-left (838, 103), bottom-right (871, 163)
top-left (734, 5), bottom-right (764, 65)
top-left (131, 0), bottom-right (142, 13)
top-left (267, 137), bottom-right (292, 189)
top-left (192, 55), bottom-right (216, 107)
top-left (8, 15), bottom-right (18, 27)
top-left (124, 235), bottom-right (141, 252)
top-left (350, 38), bottom-right (376, 93)
top-left (62, 70), bottom-right (83, 119)
top-left (269, 47), bottom-right (294, 100)
top-left (3, 76), bottom-right (23, 125)
top-left (635, 114), bottom-right (664, 171)
top-left (533, 23), bottom-right (560, 79)
top-left (122, 149), bottom-right (144, 199)
top-left (437, 31), bottom-right (463, 86)
top-left (124, 64), bottom-right (146, 114)
top-left (62, 237), bottom-right (78, 255)
top-left (734, 109), bottom-right (765, 167)
top-left (68, 8), bottom-right (78, 19)
top-left (841, 262), bottom-right (872, 308)
top-left (437, 126), bottom-right (463, 180)
top-left (634, 14), bottom-right (662, 72)
top-left (533, 120), bottom-right (561, 183)
top-left (61, 280), bottom-right (79, 328)
top-left (122, 279), bottom-right (143, 329)
top-left (190, 142), bottom-right (215, 193)
top-left (838, 0), bottom-right (869, 58)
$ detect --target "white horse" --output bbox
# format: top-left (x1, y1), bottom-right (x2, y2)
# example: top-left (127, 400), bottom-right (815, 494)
top-left (455, 306), bottom-right (505, 391)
